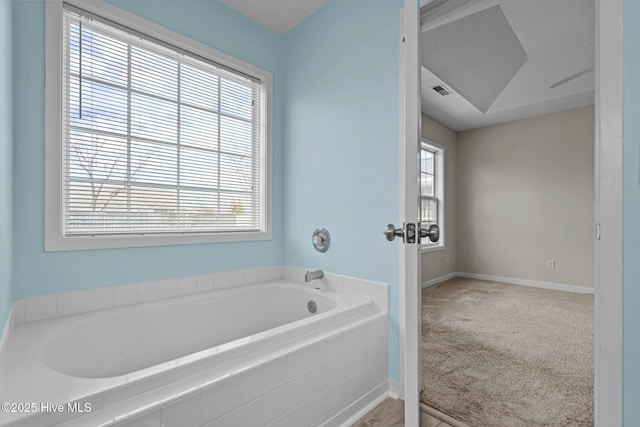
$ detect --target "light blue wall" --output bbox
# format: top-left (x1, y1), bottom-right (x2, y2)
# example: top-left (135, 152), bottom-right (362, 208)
top-left (283, 0), bottom-right (402, 381)
top-left (624, 0), bottom-right (640, 424)
top-left (12, 0), bottom-right (284, 297)
top-left (12, 0), bottom-right (404, 387)
top-left (9, 0), bottom-right (638, 413)
top-left (0, 0), bottom-right (13, 330)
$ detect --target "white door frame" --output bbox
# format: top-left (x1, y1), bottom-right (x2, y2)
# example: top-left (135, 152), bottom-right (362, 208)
top-left (398, 0), bottom-right (624, 426)
top-left (594, 0), bottom-right (623, 424)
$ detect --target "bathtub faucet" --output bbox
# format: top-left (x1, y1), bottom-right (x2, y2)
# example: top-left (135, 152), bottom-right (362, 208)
top-left (305, 269), bottom-right (324, 282)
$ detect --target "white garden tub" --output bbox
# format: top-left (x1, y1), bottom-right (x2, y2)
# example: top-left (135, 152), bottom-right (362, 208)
top-left (0, 280), bottom-right (384, 426)
top-left (38, 282), bottom-right (340, 378)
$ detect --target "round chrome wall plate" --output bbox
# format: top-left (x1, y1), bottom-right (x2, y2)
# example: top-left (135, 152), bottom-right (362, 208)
top-left (312, 228), bottom-right (330, 253)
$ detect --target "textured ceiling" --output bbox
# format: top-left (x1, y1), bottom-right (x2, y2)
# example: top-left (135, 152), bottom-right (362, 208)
top-left (422, 5), bottom-right (528, 113)
top-left (218, 0), bottom-right (593, 131)
top-left (421, 0), bottom-right (595, 131)
top-left (218, 0), bottom-right (330, 35)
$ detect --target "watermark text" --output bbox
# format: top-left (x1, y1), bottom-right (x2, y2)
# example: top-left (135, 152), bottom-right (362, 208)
top-left (1, 402), bottom-right (91, 414)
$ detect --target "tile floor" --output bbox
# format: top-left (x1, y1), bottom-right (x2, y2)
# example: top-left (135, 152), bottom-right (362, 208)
top-left (352, 398), bottom-right (459, 427)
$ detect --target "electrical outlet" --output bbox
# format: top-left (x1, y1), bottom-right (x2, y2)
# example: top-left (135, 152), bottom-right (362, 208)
top-left (546, 260), bottom-right (556, 270)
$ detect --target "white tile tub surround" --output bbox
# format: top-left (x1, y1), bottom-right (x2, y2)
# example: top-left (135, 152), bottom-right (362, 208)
top-left (97, 316), bottom-right (387, 427)
top-left (158, 278), bottom-right (179, 300)
top-left (0, 267), bottom-right (390, 427)
top-left (24, 293), bottom-right (57, 322)
top-left (86, 287), bottom-right (114, 312)
top-left (2, 264), bottom-right (390, 425)
top-left (281, 266), bottom-right (389, 311)
top-left (0, 300), bottom-right (26, 401)
top-left (12, 267), bottom-right (272, 324)
top-left (0, 307), bottom-right (16, 400)
top-left (4, 300), bottom-right (388, 427)
top-left (11, 265), bottom-right (387, 324)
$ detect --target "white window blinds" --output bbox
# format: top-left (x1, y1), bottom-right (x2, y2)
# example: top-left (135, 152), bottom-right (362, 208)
top-left (61, 7), bottom-right (265, 237)
top-left (420, 146), bottom-right (437, 225)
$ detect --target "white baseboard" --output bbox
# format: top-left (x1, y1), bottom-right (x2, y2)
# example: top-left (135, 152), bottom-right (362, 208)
top-left (334, 379), bottom-right (400, 426)
top-left (333, 381), bottom-right (390, 427)
top-left (456, 272), bottom-right (595, 294)
top-left (388, 379), bottom-right (401, 399)
top-left (421, 272), bottom-right (457, 288)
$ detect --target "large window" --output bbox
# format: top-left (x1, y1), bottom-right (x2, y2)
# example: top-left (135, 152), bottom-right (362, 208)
top-left (45, 1), bottom-right (271, 250)
top-left (420, 140), bottom-right (444, 250)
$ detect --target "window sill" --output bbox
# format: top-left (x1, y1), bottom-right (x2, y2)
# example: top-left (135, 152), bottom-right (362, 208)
top-left (420, 244), bottom-right (445, 254)
top-left (45, 229), bottom-right (272, 252)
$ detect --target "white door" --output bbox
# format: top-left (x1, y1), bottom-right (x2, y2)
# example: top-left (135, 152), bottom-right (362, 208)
top-left (397, 3), bottom-right (422, 426)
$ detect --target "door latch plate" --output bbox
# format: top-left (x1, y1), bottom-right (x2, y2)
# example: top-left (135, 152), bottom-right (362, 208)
top-left (406, 223), bottom-right (416, 244)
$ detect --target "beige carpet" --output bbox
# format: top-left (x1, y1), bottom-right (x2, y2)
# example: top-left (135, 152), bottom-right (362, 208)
top-left (421, 278), bottom-right (594, 427)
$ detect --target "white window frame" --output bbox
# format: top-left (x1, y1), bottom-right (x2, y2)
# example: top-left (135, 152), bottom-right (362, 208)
top-left (420, 139), bottom-right (444, 252)
top-left (45, 0), bottom-right (272, 251)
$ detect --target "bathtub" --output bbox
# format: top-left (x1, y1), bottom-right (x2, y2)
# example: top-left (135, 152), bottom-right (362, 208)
top-left (0, 279), bottom-right (388, 426)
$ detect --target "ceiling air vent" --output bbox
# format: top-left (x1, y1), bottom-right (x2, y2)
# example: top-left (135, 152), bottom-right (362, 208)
top-left (432, 85), bottom-right (451, 96)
